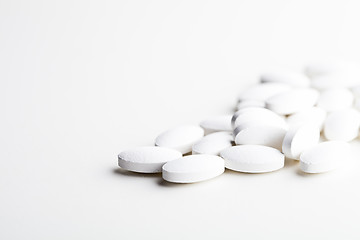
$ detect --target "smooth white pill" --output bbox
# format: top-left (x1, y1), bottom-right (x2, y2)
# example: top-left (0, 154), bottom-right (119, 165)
top-left (305, 61), bottom-right (360, 78)
top-left (324, 109), bottom-right (360, 142)
top-left (220, 145), bottom-right (284, 173)
top-left (232, 107), bottom-right (287, 129)
top-left (317, 88), bottom-right (354, 112)
top-left (300, 141), bottom-right (351, 173)
top-left (192, 132), bottom-right (233, 155)
top-left (232, 107), bottom-right (274, 127)
top-left (266, 88), bottom-right (319, 115)
top-left (155, 125), bottom-right (204, 154)
top-left (286, 107), bottom-right (327, 130)
top-left (118, 147), bottom-right (182, 173)
top-left (162, 154), bottom-right (224, 183)
top-left (237, 82), bottom-right (291, 102)
top-left (311, 73), bottom-right (360, 90)
top-left (282, 124), bottom-right (320, 160)
top-left (234, 123), bottom-right (287, 150)
top-left (199, 115), bottom-right (233, 135)
top-left (236, 100), bottom-right (265, 110)
top-left (260, 70), bottom-right (310, 87)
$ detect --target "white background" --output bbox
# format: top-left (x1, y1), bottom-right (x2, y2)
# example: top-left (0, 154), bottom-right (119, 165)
top-left (1, 0), bottom-right (360, 239)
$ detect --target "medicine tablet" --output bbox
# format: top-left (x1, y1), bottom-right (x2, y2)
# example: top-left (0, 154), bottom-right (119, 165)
top-left (118, 147), bottom-right (182, 173)
top-left (237, 82), bottom-right (291, 102)
top-left (266, 88), bottom-right (319, 115)
top-left (282, 124), bottom-right (320, 160)
top-left (162, 154), bottom-right (224, 183)
top-left (324, 109), bottom-right (360, 142)
top-left (236, 100), bottom-right (265, 110)
top-left (220, 145), bottom-right (284, 173)
top-left (192, 131), bottom-right (233, 155)
top-left (234, 123), bottom-right (287, 150)
top-left (286, 107), bottom-right (327, 130)
top-left (317, 88), bottom-right (354, 112)
top-left (155, 125), bottom-right (204, 154)
top-left (200, 115), bottom-right (232, 135)
top-left (232, 107), bottom-right (287, 129)
top-left (260, 70), bottom-right (310, 87)
top-left (300, 141), bottom-right (351, 173)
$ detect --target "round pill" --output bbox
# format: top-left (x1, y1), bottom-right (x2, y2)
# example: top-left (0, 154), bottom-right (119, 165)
top-left (234, 123), bottom-right (287, 150)
top-left (300, 141), bottom-right (351, 173)
top-left (192, 131), bottom-right (233, 156)
top-left (118, 146), bottom-right (183, 173)
top-left (155, 125), bottom-right (204, 154)
top-left (260, 70), bottom-right (310, 87)
top-left (162, 154), bottom-right (224, 183)
top-left (282, 124), bottom-right (320, 160)
top-left (220, 145), bottom-right (284, 173)
top-left (199, 115), bottom-right (232, 135)
top-left (237, 82), bottom-right (291, 102)
top-left (317, 88), bottom-right (354, 112)
top-left (236, 99), bottom-right (265, 110)
top-left (324, 109), bottom-right (360, 142)
top-left (266, 88), bottom-right (319, 115)
top-left (232, 107), bottom-right (287, 129)
top-left (286, 107), bottom-right (327, 130)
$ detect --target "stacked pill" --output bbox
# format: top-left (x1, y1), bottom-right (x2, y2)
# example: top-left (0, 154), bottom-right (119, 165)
top-left (118, 61), bottom-right (360, 183)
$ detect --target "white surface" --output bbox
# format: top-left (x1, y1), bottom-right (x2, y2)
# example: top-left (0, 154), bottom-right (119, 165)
top-left (2, 0), bottom-right (360, 239)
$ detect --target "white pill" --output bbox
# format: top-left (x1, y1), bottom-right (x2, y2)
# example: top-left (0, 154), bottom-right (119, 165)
top-left (199, 115), bottom-right (232, 135)
top-left (317, 88), bottom-right (354, 112)
top-left (311, 73), bottom-right (360, 90)
top-left (220, 145), bottom-right (284, 173)
top-left (234, 123), bottom-right (287, 150)
top-left (192, 132), bottom-right (233, 155)
top-left (260, 70), bottom-right (310, 87)
top-left (236, 100), bottom-right (265, 110)
top-left (232, 107), bottom-right (287, 129)
top-left (324, 109), bottom-right (360, 142)
top-left (118, 147), bottom-right (182, 173)
top-left (266, 88), bottom-right (319, 115)
top-left (237, 82), bottom-right (291, 102)
top-left (286, 107), bottom-right (327, 130)
top-left (282, 124), bottom-right (320, 160)
top-left (162, 154), bottom-right (224, 183)
top-left (300, 141), bottom-right (351, 173)
top-left (305, 61), bottom-right (360, 78)
top-left (155, 125), bottom-right (204, 154)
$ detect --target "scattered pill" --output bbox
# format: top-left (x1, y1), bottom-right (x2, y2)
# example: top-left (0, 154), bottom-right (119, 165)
top-left (260, 70), bottom-right (310, 87)
top-left (282, 124), bottom-right (320, 160)
top-left (266, 88), bottom-right (319, 115)
top-left (234, 123), bottom-right (287, 150)
top-left (155, 125), bottom-right (204, 154)
top-left (118, 147), bottom-right (182, 173)
top-left (324, 109), bottom-right (360, 142)
top-left (192, 131), bottom-right (233, 156)
top-left (317, 88), bottom-right (354, 112)
top-left (162, 154), bottom-right (224, 183)
top-left (286, 107), bottom-right (327, 130)
top-left (220, 145), bottom-right (284, 173)
top-left (236, 99), bottom-right (265, 110)
top-left (300, 141), bottom-right (351, 173)
top-left (199, 115), bottom-right (233, 135)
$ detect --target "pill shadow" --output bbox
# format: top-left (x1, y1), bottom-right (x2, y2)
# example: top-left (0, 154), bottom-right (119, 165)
top-left (113, 168), bottom-right (161, 178)
top-left (284, 158), bottom-right (298, 168)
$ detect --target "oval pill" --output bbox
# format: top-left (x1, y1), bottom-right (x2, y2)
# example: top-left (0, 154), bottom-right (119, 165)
top-left (118, 146), bottom-right (183, 173)
top-left (300, 141), bottom-right (351, 173)
top-left (317, 88), bottom-right (354, 112)
top-left (220, 145), bottom-right (284, 173)
top-left (324, 109), bottom-right (360, 142)
top-left (162, 154), bottom-right (224, 183)
top-left (282, 124), bottom-right (320, 160)
top-left (286, 107), bottom-right (327, 130)
top-left (192, 131), bottom-right (233, 156)
top-left (266, 88), bottom-right (319, 115)
top-left (155, 125), bottom-right (204, 154)
top-left (199, 115), bottom-right (232, 135)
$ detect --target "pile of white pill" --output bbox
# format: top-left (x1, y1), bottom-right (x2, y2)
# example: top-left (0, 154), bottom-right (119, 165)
top-left (118, 61), bottom-right (360, 183)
